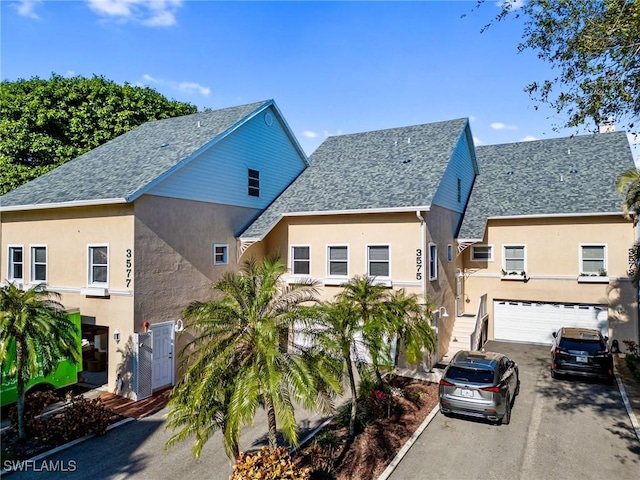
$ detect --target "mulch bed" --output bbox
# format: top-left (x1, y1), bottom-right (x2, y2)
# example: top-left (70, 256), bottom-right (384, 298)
top-left (1, 396), bottom-right (126, 463)
top-left (293, 375), bottom-right (439, 480)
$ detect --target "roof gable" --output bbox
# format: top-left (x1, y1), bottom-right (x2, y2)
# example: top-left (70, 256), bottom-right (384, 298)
top-left (0, 100), bottom-right (302, 210)
top-left (457, 131), bottom-right (634, 240)
top-left (240, 118), bottom-right (469, 239)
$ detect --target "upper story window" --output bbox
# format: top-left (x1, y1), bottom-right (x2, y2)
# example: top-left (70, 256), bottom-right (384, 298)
top-left (248, 168), bottom-right (260, 197)
top-left (447, 244), bottom-right (453, 262)
top-left (429, 244), bottom-right (438, 280)
top-left (8, 246), bottom-right (23, 282)
top-left (328, 246), bottom-right (348, 277)
top-left (504, 245), bottom-right (525, 274)
top-left (89, 245), bottom-right (108, 285)
top-left (368, 245), bottom-right (390, 278)
top-left (457, 178), bottom-right (462, 203)
top-left (471, 245), bottom-right (493, 261)
top-left (581, 245), bottom-right (606, 275)
top-left (213, 244), bottom-right (229, 265)
top-left (31, 245), bottom-right (47, 283)
top-left (291, 246), bottom-right (310, 275)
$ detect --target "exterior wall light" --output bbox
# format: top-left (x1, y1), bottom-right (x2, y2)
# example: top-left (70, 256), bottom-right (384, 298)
top-left (113, 329), bottom-right (121, 344)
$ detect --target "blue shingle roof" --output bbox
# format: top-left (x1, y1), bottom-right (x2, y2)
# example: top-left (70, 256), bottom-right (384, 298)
top-left (240, 118), bottom-right (469, 239)
top-left (457, 131), bottom-right (634, 240)
top-left (0, 101), bottom-right (272, 209)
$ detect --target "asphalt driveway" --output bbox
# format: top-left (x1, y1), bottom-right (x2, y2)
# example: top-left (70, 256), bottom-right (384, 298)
top-left (388, 341), bottom-right (640, 480)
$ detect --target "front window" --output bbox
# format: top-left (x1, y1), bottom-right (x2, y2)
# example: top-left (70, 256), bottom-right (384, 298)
top-left (8, 246), bottom-right (23, 281)
top-left (368, 245), bottom-right (389, 277)
top-left (292, 246), bottom-right (310, 275)
top-left (429, 244), bottom-right (438, 280)
top-left (581, 245), bottom-right (606, 275)
top-left (471, 245), bottom-right (493, 261)
top-left (328, 246), bottom-right (348, 276)
top-left (89, 246), bottom-right (108, 285)
top-left (213, 244), bottom-right (229, 265)
top-left (31, 246), bottom-right (47, 283)
top-left (504, 245), bottom-right (525, 273)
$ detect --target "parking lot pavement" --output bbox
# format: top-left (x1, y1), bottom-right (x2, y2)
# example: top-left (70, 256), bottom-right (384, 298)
top-left (387, 341), bottom-right (640, 480)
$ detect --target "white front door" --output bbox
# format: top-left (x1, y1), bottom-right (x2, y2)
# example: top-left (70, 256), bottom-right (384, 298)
top-left (150, 322), bottom-right (174, 390)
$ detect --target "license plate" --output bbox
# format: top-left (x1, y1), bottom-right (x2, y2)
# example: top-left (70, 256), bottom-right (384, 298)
top-left (576, 355), bottom-right (588, 363)
top-left (461, 389), bottom-right (473, 398)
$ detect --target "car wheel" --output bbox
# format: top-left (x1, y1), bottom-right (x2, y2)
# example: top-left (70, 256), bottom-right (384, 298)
top-left (551, 369), bottom-right (558, 380)
top-left (501, 397), bottom-right (511, 425)
top-left (515, 379), bottom-right (520, 397)
top-left (605, 376), bottom-right (615, 386)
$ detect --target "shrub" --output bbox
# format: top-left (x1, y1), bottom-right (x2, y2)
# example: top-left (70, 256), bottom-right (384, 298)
top-left (623, 340), bottom-right (640, 381)
top-left (42, 394), bottom-right (115, 442)
top-left (230, 446), bottom-right (310, 480)
top-left (8, 390), bottom-right (61, 436)
top-left (307, 430), bottom-right (342, 476)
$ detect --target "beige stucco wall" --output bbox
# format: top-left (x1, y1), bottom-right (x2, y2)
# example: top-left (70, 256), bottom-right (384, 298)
top-left (460, 215), bottom-right (639, 347)
top-left (254, 208), bottom-right (462, 367)
top-left (133, 194), bottom-right (262, 387)
top-left (1, 205), bottom-right (136, 394)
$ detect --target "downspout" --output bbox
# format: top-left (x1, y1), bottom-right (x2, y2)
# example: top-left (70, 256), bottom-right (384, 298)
top-left (416, 210), bottom-right (434, 370)
top-left (415, 210), bottom-right (427, 305)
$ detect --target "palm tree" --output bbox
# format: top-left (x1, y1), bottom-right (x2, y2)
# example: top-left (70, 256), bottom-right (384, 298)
top-left (312, 277), bottom-right (436, 437)
top-left (336, 276), bottom-right (394, 382)
top-left (386, 289), bottom-right (436, 368)
top-left (165, 256), bottom-right (342, 458)
top-left (0, 282), bottom-right (80, 439)
top-left (617, 167), bottom-right (640, 221)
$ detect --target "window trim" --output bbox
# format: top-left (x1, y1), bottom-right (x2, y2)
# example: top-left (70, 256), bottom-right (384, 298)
top-left (471, 244), bottom-right (493, 262)
top-left (8, 245), bottom-right (24, 283)
top-left (327, 244), bottom-right (349, 278)
top-left (30, 244), bottom-right (47, 284)
top-left (502, 244), bottom-right (527, 275)
top-left (579, 244), bottom-right (607, 275)
top-left (429, 243), bottom-right (438, 280)
top-left (291, 245), bottom-right (311, 276)
top-left (366, 244), bottom-right (391, 279)
top-left (213, 243), bottom-right (229, 266)
top-left (248, 168), bottom-right (260, 197)
top-left (87, 244), bottom-right (109, 287)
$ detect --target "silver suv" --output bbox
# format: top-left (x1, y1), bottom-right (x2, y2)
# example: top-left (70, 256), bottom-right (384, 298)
top-left (439, 350), bottom-right (519, 424)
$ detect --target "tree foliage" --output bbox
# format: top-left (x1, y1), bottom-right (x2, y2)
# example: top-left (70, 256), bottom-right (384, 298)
top-left (0, 73), bottom-right (197, 194)
top-left (0, 282), bottom-right (80, 439)
top-left (165, 256), bottom-right (342, 459)
top-left (479, 0), bottom-right (639, 132)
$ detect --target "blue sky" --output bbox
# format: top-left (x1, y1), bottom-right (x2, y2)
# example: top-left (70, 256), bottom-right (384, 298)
top-left (2, 0), bottom-right (638, 160)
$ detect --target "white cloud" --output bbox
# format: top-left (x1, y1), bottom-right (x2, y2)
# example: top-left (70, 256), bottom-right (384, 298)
top-left (323, 129), bottom-right (343, 137)
top-left (496, 0), bottom-right (525, 9)
top-left (520, 135), bottom-right (538, 142)
top-left (302, 131), bottom-right (318, 139)
top-left (468, 115), bottom-right (476, 122)
top-left (490, 122), bottom-right (518, 131)
top-left (15, 0), bottom-right (41, 19)
top-left (473, 136), bottom-right (483, 146)
top-left (139, 74), bottom-right (211, 97)
top-left (178, 82), bottom-right (210, 96)
top-left (86, 0), bottom-right (182, 27)
top-left (142, 73), bottom-right (159, 83)
top-left (65, 70), bottom-right (76, 77)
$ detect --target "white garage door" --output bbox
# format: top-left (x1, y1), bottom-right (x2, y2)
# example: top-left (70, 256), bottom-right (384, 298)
top-left (494, 301), bottom-right (609, 345)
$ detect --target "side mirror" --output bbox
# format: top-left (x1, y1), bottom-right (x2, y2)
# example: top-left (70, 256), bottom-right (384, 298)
top-left (552, 331), bottom-right (557, 338)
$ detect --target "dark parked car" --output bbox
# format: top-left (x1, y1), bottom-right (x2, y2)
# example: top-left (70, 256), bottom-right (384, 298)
top-left (551, 327), bottom-right (614, 384)
top-left (439, 350), bottom-right (519, 424)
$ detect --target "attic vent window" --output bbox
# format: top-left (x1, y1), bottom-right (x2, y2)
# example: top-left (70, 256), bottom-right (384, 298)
top-left (402, 159), bottom-right (411, 164)
top-left (264, 113), bottom-right (274, 126)
top-left (506, 171), bottom-right (514, 175)
top-left (570, 168), bottom-right (578, 174)
top-left (248, 169), bottom-right (260, 197)
top-left (160, 143), bottom-right (169, 148)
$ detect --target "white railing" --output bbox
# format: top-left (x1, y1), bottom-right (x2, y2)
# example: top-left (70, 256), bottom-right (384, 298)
top-left (470, 294), bottom-right (487, 351)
